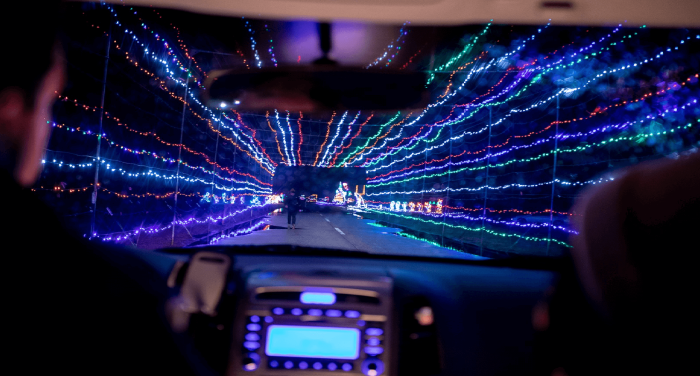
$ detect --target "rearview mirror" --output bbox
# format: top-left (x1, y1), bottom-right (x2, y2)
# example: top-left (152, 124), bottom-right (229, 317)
top-left (203, 66), bottom-right (429, 113)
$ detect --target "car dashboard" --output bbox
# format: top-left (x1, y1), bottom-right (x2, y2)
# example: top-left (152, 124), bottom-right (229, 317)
top-left (153, 246), bottom-right (559, 376)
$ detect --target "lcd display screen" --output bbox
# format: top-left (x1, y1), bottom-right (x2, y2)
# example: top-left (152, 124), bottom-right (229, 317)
top-left (265, 325), bottom-right (361, 359)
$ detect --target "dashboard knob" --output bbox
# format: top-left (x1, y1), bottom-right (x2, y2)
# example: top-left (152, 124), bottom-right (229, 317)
top-left (361, 359), bottom-right (384, 376)
top-left (242, 353), bottom-right (260, 372)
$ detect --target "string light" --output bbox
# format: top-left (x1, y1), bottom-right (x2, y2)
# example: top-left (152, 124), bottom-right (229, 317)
top-left (318, 111), bottom-right (352, 167)
top-left (210, 218), bottom-right (269, 244)
top-left (95, 202), bottom-right (272, 242)
top-left (329, 114), bottom-right (374, 167)
top-left (366, 112), bottom-right (697, 188)
top-left (313, 112), bottom-right (336, 166)
top-left (366, 209), bottom-right (572, 248)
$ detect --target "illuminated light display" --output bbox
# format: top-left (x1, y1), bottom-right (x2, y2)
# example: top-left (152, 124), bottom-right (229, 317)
top-left (438, 52), bottom-right (489, 99)
top-left (367, 22), bottom-right (410, 69)
top-left (42, 157), bottom-right (272, 194)
top-left (365, 119), bottom-right (697, 190)
top-left (263, 23), bottom-right (279, 67)
top-left (313, 112), bottom-right (337, 166)
top-left (266, 111), bottom-right (287, 164)
top-left (46, 5), bottom-right (700, 252)
top-left (285, 111), bottom-right (296, 166)
top-left (354, 193), bottom-right (366, 208)
top-left (297, 112), bottom-right (304, 165)
top-left (371, 206), bottom-right (577, 235)
top-left (320, 112), bottom-right (359, 167)
top-left (366, 100), bottom-right (699, 187)
top-left (110, 45), bottom-right (276, 174)
top-left (244, 18), bottom-right (264, 68)
top-left (209, 218), bottom-right (269, 244)
top-left (399, 48), bottom-right (423, 70)
top-left (366, 200), bottom-right (576, 217)
top-left (426, 21), bottom-right (495, 85)
top-left (394, 231), bottom-right (466, 254)
top-left (329, 114), bottom-right (374, 167)
top-left (341, 112), bottom-right (406, 166)
top-left (365, 28), bottom-right (691, 172)
top-left (367, 209), bottom-right (572, 248)
top-left (95, 202), bottom-right (272, 242)
top-left (104, 19), bottom-right (278, 172)
top-left (274, 110), bottom-right (293, 166)
top-left (333, 182), bottom-right (352, 204)
top-left (53, 98), bottom-right (273, 184)
top-left (47, 124), bottom-right (271, 190)
top-left (267, 194), bottom-right (284, 204)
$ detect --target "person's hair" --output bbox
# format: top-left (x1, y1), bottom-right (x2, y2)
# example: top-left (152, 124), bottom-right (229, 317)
top-left (0, 1), bottom-right (63, 105)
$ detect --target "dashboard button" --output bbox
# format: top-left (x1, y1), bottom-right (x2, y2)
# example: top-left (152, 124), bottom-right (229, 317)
top-left (345, 310), bottom-right (361, 318)
top-left (299, 361), bottom-right (309, 370)
top-left (269, 360), bottom-right (279, 368)
top-left (313, 362), bottom-right (323, 370)
top-left (367, 338), bottom-right (380, 346)
top-left (365, 328), bottom-right (383, 336)
top-left (342, 363), bottom-right (353, 372)
top-left (265, 316), bottom-right (274, 323)
top-left (364, 346), bottom-right (384, 355)
top-left (272, 307), bottom-right (284, 315)
top-left (308, 309), bottom-right (323, 316)
top-left (245, 333), bottom-right (260, 341)
top-left (243, 341), bottom-right (260, 350)
top-left (328, 363), bottom-right (338, 371)
top-left (284, 361), bottom-right (294, 369)
top-left (249, 315), bottom-right (260, 323)
top-left (246, 323), bottom-right (261, 331)
top-left (291, 308), bottom-right (303, 316)
top-left (326, 309), bottom-right (342, 317)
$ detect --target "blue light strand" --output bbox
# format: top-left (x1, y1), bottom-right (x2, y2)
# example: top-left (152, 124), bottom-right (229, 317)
top-left (94, 203), bottom-right (273, 241)
top-left (366, 99), bottom-right (698, 185)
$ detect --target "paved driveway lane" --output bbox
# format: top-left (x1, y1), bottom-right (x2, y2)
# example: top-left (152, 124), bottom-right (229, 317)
top-left (215, 206), bottom-right (486, 260)
top-left (320, 210), bottom-right (485, 260)
top-left (215, 209), bottom-right (359, 251)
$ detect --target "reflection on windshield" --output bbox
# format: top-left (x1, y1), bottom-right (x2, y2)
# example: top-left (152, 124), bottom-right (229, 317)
top-left (38, 2), bottom-right (700, 259)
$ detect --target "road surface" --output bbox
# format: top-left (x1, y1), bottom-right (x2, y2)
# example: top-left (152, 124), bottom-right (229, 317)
top-left (215, 205), bottom-right (485, 260)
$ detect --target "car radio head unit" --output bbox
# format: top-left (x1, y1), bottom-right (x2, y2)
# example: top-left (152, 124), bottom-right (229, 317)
top-left (228, 271), bottom-right (393, 376)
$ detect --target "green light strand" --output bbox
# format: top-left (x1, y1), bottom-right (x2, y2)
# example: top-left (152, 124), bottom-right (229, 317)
top-left (368, 209), bottom-right (572, 247)
top-left (366, 120), bottom-right (696, 188)
top-left (339, 112), bottom-right (402, 166)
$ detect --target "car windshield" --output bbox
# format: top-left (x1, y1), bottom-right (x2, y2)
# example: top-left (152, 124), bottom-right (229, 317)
top-left (40, 2), bottom-right (699, 260)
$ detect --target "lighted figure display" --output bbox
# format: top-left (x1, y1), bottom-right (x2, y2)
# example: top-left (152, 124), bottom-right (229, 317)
top-left (401, 202), bottom-right (408, 211)
top-left (425, 202), bottom-right (431, 213)
top-left (436, 199), bottom-right (443, 214)
top-left (390, 201), bottom-right (396, 211)
top-left (251, 196), bottom-right (261, 206)
top-left (266, 194), bottom-right (284, 204)
top-left (334, 182), bottom-right (353, 204)
top-left (409, 202), bottom-right (415, 212)
top-left (240, 196), bottom-right (246, 204)
top-left (416, 203), bottom-right (423, 212)
top-left (354, 192), bottom-right (366, 208)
